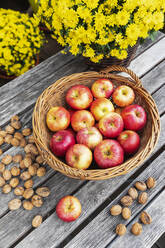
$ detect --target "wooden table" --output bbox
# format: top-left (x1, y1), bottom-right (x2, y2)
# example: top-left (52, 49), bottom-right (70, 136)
top-left (0, 32), bottom-right (165, 248)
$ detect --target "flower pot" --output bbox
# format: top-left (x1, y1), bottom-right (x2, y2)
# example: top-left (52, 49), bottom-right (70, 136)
top-left (85, 43), bottom-right (139, 71)
top-left (0, 54), bottom-right (40, 80)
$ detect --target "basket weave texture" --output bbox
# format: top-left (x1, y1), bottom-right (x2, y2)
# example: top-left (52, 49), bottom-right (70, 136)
top-left (32, 65), bottom-right (160, 180)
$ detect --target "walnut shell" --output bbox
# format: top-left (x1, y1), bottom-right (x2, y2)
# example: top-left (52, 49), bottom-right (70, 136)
top-left (131, 222), bottom-right (142, 235)
top-left (32, 215), bottom-right (43, 228)
top-left (24, 179), bottom-right (34, 189)
top-left (0, 136), bottom-right (4, 145)
top-left (134, 181), bottom-right (147, 191)
top-left (13, 154), bottom-right (23, 163)
top-left (23, 188), bottom-right (34, 199)
top-left (146, 177), bottom-right (156, 189)
top-left (11, 138), bottom-right (20, 147)
top-left (122, 207), bottom-right (131, 220)
top-left (138, 192), bottom-right (148, 204)
top-left (5, 125), bottom-right (15, 134)
top-left (3, 169), bottom-right (12, 180)
top-left (0, 176), bottom-right (5, 187)
top-left (14, 132), bottom-right (23, 140)
top-left (120, 195), bottom-right (133, 206)
top-left (0, 163), bottom-right (5, 173)
top-left (8, 198), bottom-right (22, 210)
top-left (23, 201), bottom-right (34, 210)
top-left (36, 187), bottom-right (50, 197)
top-left (22, 128), bottom-right (32, 136)
top-left (140, 211), bottom-right (152, 224)
top-left (110, 205), bottom-right (122, 216)
top-left (37, 167), bottom-right (46, 177)
top-left (11, 166), bottom-right (20, 176)
top-left (11, 120), bottom-right (21, 130)
top-left (14, 186), bottom-right (24, 196)
top-left (20, 171), bottom-right (31, 181)
top-left (31, 195), bottom-right (43, 207)
top-left (9, 178), bottom-right (19, 188)
top-left (4, 134), bottom-right (13, 144)
top-left (2, 184), bottom-right (12, 194)
top-left (2, 155), bottom-right (12, 165)
top-left (116, 224), bottom-right (126, 236)
top-left (128, 187), bottom-right (138, 199)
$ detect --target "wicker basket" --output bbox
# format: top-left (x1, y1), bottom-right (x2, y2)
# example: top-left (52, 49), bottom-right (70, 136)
top-left (85, 43), bottom-right (139, 71)
top-left (32, 65), bottom-right (160, 180)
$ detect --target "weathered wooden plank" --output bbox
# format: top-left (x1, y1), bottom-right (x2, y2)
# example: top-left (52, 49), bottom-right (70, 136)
top-left (156, 234), bottom-right (165, 248)
top-left (15, 118), bottom-right (165, 248)
top-left (0, 57), bottom-right (88, 127)
top-left (0, 52), bottom-right (75, 106)
top-left (129, 38), bottom-right (165, 77)
top-left (108, 191), bottom-right (165, 248)
top-left (0, 32), bottom-right (163, 107)
top-left (0, 172), bottom-right (84, 248)
top-left (63, 152), bottom-right (165, 248)
top-left (152, 84), bottom-right (165, 115)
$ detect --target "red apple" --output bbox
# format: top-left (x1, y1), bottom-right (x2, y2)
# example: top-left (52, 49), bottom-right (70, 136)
top-left (94, 139), bottom-right (124, 168)
top-left (113, 85), bottom-right (135, 107)
top-left (71, 110), bottom-right (95, 132)
top-left (121, 104), bottom-right (147, 131)
top-left (46, 106), bottom-right (70, 132)
top-left (66, 85), bottom-right (93, 110)
top-left (65, 144), bottom-right (93, 169)
top-left (98, 112), bottom-right (124, 138)
top-left (117, 130), bottom-right (140, 154)
top-left (90, 98), bottom-right (114, 121)
top-left (50, 130), bottom-right (75, 157)
top-left (91, 78), bottom-right (113, 99)
top-left (76, 127), bottom-right (103, 150)
top-left (56, 196), bottom-right (81, 222)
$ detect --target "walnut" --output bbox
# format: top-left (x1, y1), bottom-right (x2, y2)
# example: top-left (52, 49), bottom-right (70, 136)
top-left (0, 149), bottom-right (3, 155)
top-left (11, 120), bottom-right (21, 130)
top-left (37, 167), bottom-right (46, 177)
top-left (9, 178), bottom-right (19, 188)
top-left (23, 188), bottom-right (34, 199)
top-left (11, 166), bottom-right (20, 176)
top-left (138, 192), bottom-right (148, 204)
top-left (128, 187), bottom-right (138, 199)
top-left (20, 171), bottom-right (31, 180)
top-left (13, 154), bottom-right (23, 163)
top-left (23, 157), bottom-right (32, 168)
top-left (14, 132), bottom-right (23, 140)
top-left (4, 134), bottom-right (13, 144)
top-left (36, 187), bottom-right (50, 197)
top-left (0, 131), bottom-right (7, 137)
top-left (20, 138), bottom-right (27, 147)
top-left (24, 144), bottom-right (38, 155)
top-left (28, 165), bottom-right (37, 176)
top-left (116, 224), bottom-right (126, 236)
top-left (28, 135), bottom-right (35, 144)
top-left (23, 201), bottom-right (34, 210)
top-left (3, 169), bottom-right (12, 180)
top-left (2, 184), bottom-right (12, 194)
top-left (2, 154), bottom-right (12, 165)
top-left (122, 207), bottom-right (131, 220)
top-left (24, 179), bottom-right (34, 189)
top-left (140, 211), bottom-right (152, 224)
top-left (120, 195), bottom-right (133, 207)
top-left (11, 138), bottom-right (20, 147)
top-left (110, 205), bottom-right (122, 216)
top-left (19, 160), bottom-right (26, 169)
top-left (32, 215), bottom-right (43, 228)
top-left (36, 155), bottom-right (44, 164)
top-left (31, 195), bottom-right (43, 207)
top-left (5, 125), bottom-right (15, 134)
top-left (22, 128), bottom-right (32, 136)
top-left (131, 222), bottom-right (142, 235)
top-left (134, 181), bottom-right (147, 191)
top-left (11, 115), bottom-right (19, 122)
top-left (14, 186), bottom-right (24, 196)
top-left (146, 177), bottom-right (156, 189)
top-left (8, 198), bottom-right (22, 210)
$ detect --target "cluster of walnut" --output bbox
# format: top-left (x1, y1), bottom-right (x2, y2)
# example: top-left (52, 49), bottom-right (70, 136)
top-left (0, 115), bottom-right (50, 228)
top-left (110, 177), bottom-right (156, 236)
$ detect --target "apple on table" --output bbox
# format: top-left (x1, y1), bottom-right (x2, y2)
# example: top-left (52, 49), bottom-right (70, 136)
top-left (56, 195), bottom-right (81, 222)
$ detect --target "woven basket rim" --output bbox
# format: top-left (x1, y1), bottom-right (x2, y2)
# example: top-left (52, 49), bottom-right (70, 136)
top-left (32, 65), bottom-right (160, 180)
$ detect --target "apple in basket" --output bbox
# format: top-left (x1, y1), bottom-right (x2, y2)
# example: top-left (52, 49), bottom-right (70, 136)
top-left (94, 139), bottom-right (124, 168)
top-left (66, 85), bottom-right (93, 110)
top-left (90, 98), bottom-right (114, 121)
top-left (121, 104), bottom-right (147, 131)
top-left (71, 110), bottom-right (95, 132)
top-left (113, 85), bottom-right (135, 107)
top-left (65, 144), bottom-right (92, 169)
top-left (46, 106), bottom-right (70, 132)
top-left (56, 195), bottom-right (81, 222)
top-left (91, 78), bottom-right (114, 99)
top-left (50, 130), bottom-right (75, 157)
top-left (76, 127), bottom-right (103, 150)
top-left (117, 130), bottom-right (140, 154)
top-left (98, 112), bottom-right (124, 138)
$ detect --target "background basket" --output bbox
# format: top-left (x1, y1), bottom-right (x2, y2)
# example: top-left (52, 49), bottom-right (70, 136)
top-left (32, 65), bottom-right (160, 180)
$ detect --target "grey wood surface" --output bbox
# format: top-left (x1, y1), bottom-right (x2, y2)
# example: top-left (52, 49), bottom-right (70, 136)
top-left (0, 34), bottom-right (164, 248)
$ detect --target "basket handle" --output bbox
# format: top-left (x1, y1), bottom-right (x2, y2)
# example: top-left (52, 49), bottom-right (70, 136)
top-left (100, 65), bottom-right (142, 87)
